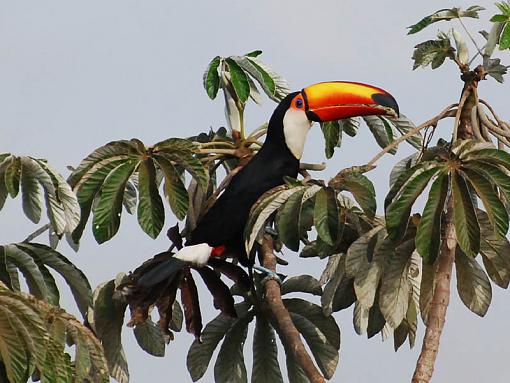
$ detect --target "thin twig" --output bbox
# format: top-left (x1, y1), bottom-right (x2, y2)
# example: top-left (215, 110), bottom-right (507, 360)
top-left (261, 235), bottom-right (325, 383)
top-left (479, 99), bottom-right (510, 131)
top-left (458, 18), bottom-right (484, 58)
top-left (23, 223), bottom-right (52, 243)
top-left (300, 162), bottom-right (326, 171)
top-left (197, 148), bottom-right (237, 155)
top-left (366, 104), bottom-right (458, 168)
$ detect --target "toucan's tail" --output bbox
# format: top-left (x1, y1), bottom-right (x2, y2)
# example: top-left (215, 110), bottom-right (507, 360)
top-left (136, 258), bottom-right (188, 288)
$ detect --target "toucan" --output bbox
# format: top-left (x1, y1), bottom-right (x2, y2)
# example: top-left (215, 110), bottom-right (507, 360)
top-left (137, 81), bottom-right (399, 287)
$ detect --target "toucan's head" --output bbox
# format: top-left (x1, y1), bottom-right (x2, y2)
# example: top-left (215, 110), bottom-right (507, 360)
top-left (269, 81), bottom-right (399, 159)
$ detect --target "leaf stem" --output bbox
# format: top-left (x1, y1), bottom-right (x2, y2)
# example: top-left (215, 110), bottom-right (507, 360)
top-left (458, 17), bottom-right (484, 58)
top-left (23, 223), bottom-right (52, 243)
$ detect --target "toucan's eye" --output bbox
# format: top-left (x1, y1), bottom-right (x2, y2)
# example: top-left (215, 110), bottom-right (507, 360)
top-left (295, 99), bottom-right (303, 108)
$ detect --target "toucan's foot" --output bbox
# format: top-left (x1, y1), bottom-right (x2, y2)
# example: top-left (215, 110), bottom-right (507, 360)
top-left (264, 225), bottom-right (278, 237)
top-left (253, 265), bottom-right (283, 285)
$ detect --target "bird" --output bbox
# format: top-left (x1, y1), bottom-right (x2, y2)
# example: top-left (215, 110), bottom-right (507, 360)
top-left (136, 81), bottom-right (399, 287)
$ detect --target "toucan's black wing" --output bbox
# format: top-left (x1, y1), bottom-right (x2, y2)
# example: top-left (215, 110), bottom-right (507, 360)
top-left (187, 146), bottom-right (299, 254)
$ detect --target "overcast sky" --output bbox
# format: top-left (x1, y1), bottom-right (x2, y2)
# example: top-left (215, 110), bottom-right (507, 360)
top-left (1, 1), bottom-right (510, 382)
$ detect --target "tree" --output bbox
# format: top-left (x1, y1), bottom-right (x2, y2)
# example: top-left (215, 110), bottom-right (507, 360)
top-left (1, 3), bottom-right (510, 383)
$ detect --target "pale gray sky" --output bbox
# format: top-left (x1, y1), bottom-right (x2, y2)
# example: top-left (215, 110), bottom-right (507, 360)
top-left (1, 1), bottom-right (509, 382)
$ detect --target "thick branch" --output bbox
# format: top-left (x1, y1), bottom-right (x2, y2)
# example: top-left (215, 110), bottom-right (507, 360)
top-left (261, 235), bottom-right (325, 383)
top-left (412, 198), bottom-right (456, 383)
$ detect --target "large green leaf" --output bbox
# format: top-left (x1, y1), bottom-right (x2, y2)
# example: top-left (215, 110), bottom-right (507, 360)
top-left (464, 161), bottom-right (510, 207)
top-left (345, 226), bottom-right (384, 278)
top-left (338, 172), bottom-right (376, 219)
top-left (462, 168), bottom-right (508, 238)
top-left (133, 319), bottom-right (166, 357)
top-left (281, 275), bottom-right (322, 296)
top-left (455, 248), bottom-right (492, 316)
top-left (321, 254), bottom-right (345, 316)
top-left (314, 187), bottom-right (340, 246)
top-left (412, 35), bottom-right (456, 70)
top-left (225, 58), bottom-right (250, 104)
top-left (477, 209), bottom-right (510, 288)
top-left (92, 161), bottom-right (137, 243)
top-left (276, 188), bottom-right (307, 251)
top-left (137, 158), bottom-right (165, 239)
top-left (416, 173), bottom-right (449, 264)
top-left (363, 116), bottom-right (396, 153)
top-left (156, 150), bottom-right (208, 192)
top-left (187, 313), bottom-right (235, 382)
top-left (203, 56), bottom-right (221, 99)
top-left (252, 317), bottom-right (283, 383)
top-left (245, 57), bottom-right (290, 101)
top-left (20, 158), bottom-right (43, 223)
top-left (452, 172), bottom-right (480, 257)
top-left (407, 6), bottom-right (485, 34)
top-left (321, 120), bottom-right (341, 159)
top-left (214, 311), bottom-right (253, 383)
top-left (386, 166), bottom-right (442, 241)
top-left (154, 154), bottom-right (189, 220)
top-left (4, 157), bottom-right (21, 198)
top-left (91, 280), bottom-right (129, 383)
top-left (16, 243), bottom-right (92, 318)
top-left (391, 114), bottom-right (423, 149)
top-left (233, 56), bottom-right (276, 100)
top-left (289, 312), bottom-right (338, 379)
top-left (419, 261), bottom-right (437, 324)
top-left (379, 239), bottom-right (414, 328)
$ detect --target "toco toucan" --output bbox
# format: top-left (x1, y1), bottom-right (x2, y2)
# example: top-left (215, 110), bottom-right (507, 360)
top-left (137, 81), bottom-right (399, 287)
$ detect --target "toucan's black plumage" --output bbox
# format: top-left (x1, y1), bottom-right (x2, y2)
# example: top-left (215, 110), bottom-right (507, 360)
top-left (187, 92), bottom-right (301, 265)
top-left (136, 82), bottom-right (399, 288)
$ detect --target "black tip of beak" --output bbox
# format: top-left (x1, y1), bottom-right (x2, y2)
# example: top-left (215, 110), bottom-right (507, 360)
top-left (372, 93), bottom-right (399, 117)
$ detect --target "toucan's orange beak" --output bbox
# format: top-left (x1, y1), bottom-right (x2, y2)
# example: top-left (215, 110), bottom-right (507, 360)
top-left (302, 81), bottom-right (399, 122)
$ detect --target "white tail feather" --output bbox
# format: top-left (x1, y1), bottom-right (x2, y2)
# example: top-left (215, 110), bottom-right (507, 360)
top-left (173, 243), bottom-right (212, 267)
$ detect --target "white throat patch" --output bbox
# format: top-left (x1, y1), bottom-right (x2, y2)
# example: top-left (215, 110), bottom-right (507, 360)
top-left (283, 108), bottom-right (312, 160)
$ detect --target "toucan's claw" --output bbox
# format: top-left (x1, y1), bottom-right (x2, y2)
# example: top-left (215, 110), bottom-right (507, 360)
top-left (264, 225), bottom-right (278, 237)
top-left (253, 265), bottom-right (283, 286)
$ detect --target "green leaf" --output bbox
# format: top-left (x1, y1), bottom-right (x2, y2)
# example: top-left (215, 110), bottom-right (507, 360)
top-left (245, 57), bottom-right (290, 101)
top-left (339, 118), bottom-right (359, 137)
top-left (92, 280), bottom-right (129, 383)
top-left (284, 298), bottom-right (340, 350)
top-left (416, 173), bottom-right (449, 264)
top-left (3, 245), bottom-right (47, 300)
top-left (455, 248), bottom-right (492, 316)
top-left (462, 168), bottom-right (508, 237)
top-left (289, 312), bottom-right (338, 379)
top-left (203, 56), bottom-right (221, 99)
top-left (389, 153), bottom-right (419, 189)
top-left (379, 239), bottom-right (414, 328)
top-left (245, 186), bottom-right (306, 254)
top-left (154, 155), bottom-right (188, 220)
top-left (4, 157), bottom-right (21, 198)
top-left (214, 312), bottom-right (253, 383)
top-left (17, 243), bottom-right (92, 318)
top-left (407, 6), bottom-right (485, 34)
top-left (339, 172), bottom-right (376, 219)
top-left (363, 116), bottom-right (396, 153)
top-left (391, 114), bottom-right (423, 149)
top-left (314, 187), bottom-right (340, 246)
top-left (19, 158), bottom-right (46, 224)
top-left (463, 148), bottom-right (510, 169)
top-left (452, 172), bottom-right (480, 256)
top-left (137, 158), bottom-right (165, 239)
top-left (281, 275), bottom-right (322, 296)
top-left (345, 226), bottom-right (384, 278)
top-left (321, 254), bottom-right (345, 316)
top-left (252, 317), bottom-right (283, 383)
top-left (477, 209), bottom-right (510, 288)
top-left (499, 20), bottom-right (510, 50)
top-left (321, 120), bottom-right (341, 159)
top-left (133, 319), bottom-right (166, 357)
top-left (225, 58), bottom-right (250, 104)
top-left (244, 50), bottom-right (263, 58)
top-left (276, 188), bottom-right (306, 251)
top-left (386, 166), bottom-right (442, 241)
top-left (412, 37), bottom-right (456, 70)
top-left (233, 56), bottom-right (276, 100)
top-left (187, 313), bottom-right (235, 382)
top-left (92, 161), bottom-right (137, 243)
top-left (157, 150), bottom-right (209, 192)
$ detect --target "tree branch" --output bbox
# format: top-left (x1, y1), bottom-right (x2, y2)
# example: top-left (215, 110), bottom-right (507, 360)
top-left (366, 104), bottom-right (458, 168)
top-left (412, 197), bottom-right (456, 383)
top-left (261, 235), bottom-right (325, 383)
